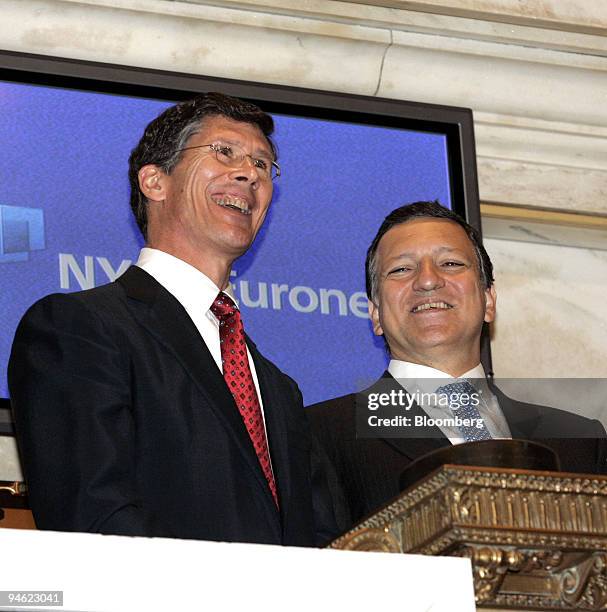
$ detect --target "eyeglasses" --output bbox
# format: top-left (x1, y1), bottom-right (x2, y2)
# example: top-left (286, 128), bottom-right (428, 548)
top-left (176, 142), bottom-right (280, 180)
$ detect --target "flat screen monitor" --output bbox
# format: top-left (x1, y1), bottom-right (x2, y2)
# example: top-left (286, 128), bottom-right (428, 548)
top-left (0, 51), bottom-right (482, 405)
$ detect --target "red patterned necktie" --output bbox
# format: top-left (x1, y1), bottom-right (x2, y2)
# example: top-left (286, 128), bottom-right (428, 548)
top-left (210, 292), bottom-right (278, 508)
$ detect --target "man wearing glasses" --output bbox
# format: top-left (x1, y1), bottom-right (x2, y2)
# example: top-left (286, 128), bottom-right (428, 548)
top-left (9, 93), bottom-right (336, 545)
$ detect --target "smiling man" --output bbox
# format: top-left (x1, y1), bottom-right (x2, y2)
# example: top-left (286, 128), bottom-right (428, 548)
top-left (308, 200), bottom-right (606, 528)
top-left (367, 212), bottom-right (496, 377)
top-left (9, 93), bottom-right (336, 545)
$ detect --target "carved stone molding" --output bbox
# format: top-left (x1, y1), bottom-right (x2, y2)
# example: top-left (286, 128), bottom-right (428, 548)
top-left (1, 0), bottom-right (605, 215)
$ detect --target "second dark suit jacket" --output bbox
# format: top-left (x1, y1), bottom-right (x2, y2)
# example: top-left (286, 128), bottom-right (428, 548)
top-left (9, 266), bottom-right (336, 545)
top-left (307, 372), bottom-right (607, 529)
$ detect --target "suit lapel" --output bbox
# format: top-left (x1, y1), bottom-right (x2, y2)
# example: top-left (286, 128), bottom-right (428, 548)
top-left (490, 382), bottom-right (543, 439)
top-left (247, 338), bottom-right (291, 519)
top-left (117, 266), bottom-right (275, 506)
top-left (370, 372), bottom-right (452, 461)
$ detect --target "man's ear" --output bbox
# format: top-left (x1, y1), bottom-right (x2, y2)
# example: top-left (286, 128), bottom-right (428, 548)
top-left (368, 299), bottom-right (383, 336)
top-left (138, 165), bottom-right (168, 203)
top-left (484, 285), bottom-right (497, 323)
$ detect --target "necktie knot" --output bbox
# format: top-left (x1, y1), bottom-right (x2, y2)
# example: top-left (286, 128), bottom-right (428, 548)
top-left (436, 380), bottom-right (477, 399)
top-left (211, 292), bottom-right (237, 321)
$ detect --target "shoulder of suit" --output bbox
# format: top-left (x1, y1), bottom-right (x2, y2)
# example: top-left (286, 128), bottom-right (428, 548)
top-left (306, 393), bottom-right (358, 421)
top-left (496, 386), bottom-right (605, 437)
top-left (42, 265), bottom-right (157, 310)
top-left (534, 402), bottom-right (604, 431)
top-left (19, 275), bottom-right (130, 333)
top-left (306, 375), bottom-right (390, 417)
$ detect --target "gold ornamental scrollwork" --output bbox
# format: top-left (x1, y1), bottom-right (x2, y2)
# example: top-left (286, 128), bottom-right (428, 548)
top-left (561, 553), bottom-right (607, 609)
top-left (518, 549), bottom-right (564, 572)
top-left (336, 528), bottom-right (400, 553)
top-left (330, 466), bottom-right (607, 609)
top-left (457, 545), bottom-right (524, 603)
top-left (0, 481), bottom-right (27, 496)
top-left (451, 486), bottom-right (480, 523)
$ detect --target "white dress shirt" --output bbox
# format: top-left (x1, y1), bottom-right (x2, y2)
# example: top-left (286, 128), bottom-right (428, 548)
top-left (387, 359), bottom-right (512, 444)
top-left (135, 247), bottom-right (266, 415)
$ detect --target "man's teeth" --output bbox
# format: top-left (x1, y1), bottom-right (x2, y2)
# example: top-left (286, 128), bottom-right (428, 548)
top-left (214, 195), bottom-right (251, 215)
top-left (412, 302), bottom-right (452, 312)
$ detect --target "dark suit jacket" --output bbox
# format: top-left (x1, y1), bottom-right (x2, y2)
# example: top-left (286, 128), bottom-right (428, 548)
top-left (307, 372), bottom-right (607, 529)
top-left (9, 266), bottom-right (336, 545)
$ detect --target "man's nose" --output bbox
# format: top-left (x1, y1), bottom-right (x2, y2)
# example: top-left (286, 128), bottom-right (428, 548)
top-left (229, 156), bottom-right (261, 184)
top-left (412, 260), bottom-right (444, 292)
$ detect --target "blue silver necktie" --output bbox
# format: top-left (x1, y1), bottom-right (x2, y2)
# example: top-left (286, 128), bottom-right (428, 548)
top-left (435, 381), bottom-right (491, 442)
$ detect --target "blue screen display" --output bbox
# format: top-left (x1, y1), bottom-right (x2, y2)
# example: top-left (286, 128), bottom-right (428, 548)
top-left (0, 81), bottom-right (451, 404)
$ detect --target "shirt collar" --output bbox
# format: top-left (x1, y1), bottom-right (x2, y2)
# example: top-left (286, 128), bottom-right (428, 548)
top-left (388, 359), bottom-right (486, 390)
top-left (135, 247), bottom-right (236, 315)
top-left (388, 359), bottom-right (485, 393)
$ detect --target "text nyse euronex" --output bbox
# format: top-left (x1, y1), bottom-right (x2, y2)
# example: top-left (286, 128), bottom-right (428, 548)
top-left (58, 253), bottom-right (370, 319)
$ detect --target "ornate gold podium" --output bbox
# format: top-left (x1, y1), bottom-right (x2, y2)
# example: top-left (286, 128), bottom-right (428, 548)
top-left (330, 465), bottom-right (607, 611)
top-left (0, 480), bottom-right (33, 529)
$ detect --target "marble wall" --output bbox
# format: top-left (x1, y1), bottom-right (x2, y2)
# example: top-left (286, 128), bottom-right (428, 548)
top-left (487, 237), bottom-right (607, 378)
top-left (485, 237), bottom-right (607, 420)
top-left (0, 438), bottom-right (22, 481)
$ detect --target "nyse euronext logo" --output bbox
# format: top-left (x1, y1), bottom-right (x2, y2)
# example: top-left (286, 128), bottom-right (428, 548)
top-left (0, 205), bottom-right (45, 262)
top-left (59, 254), bottom-right (370, 319)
